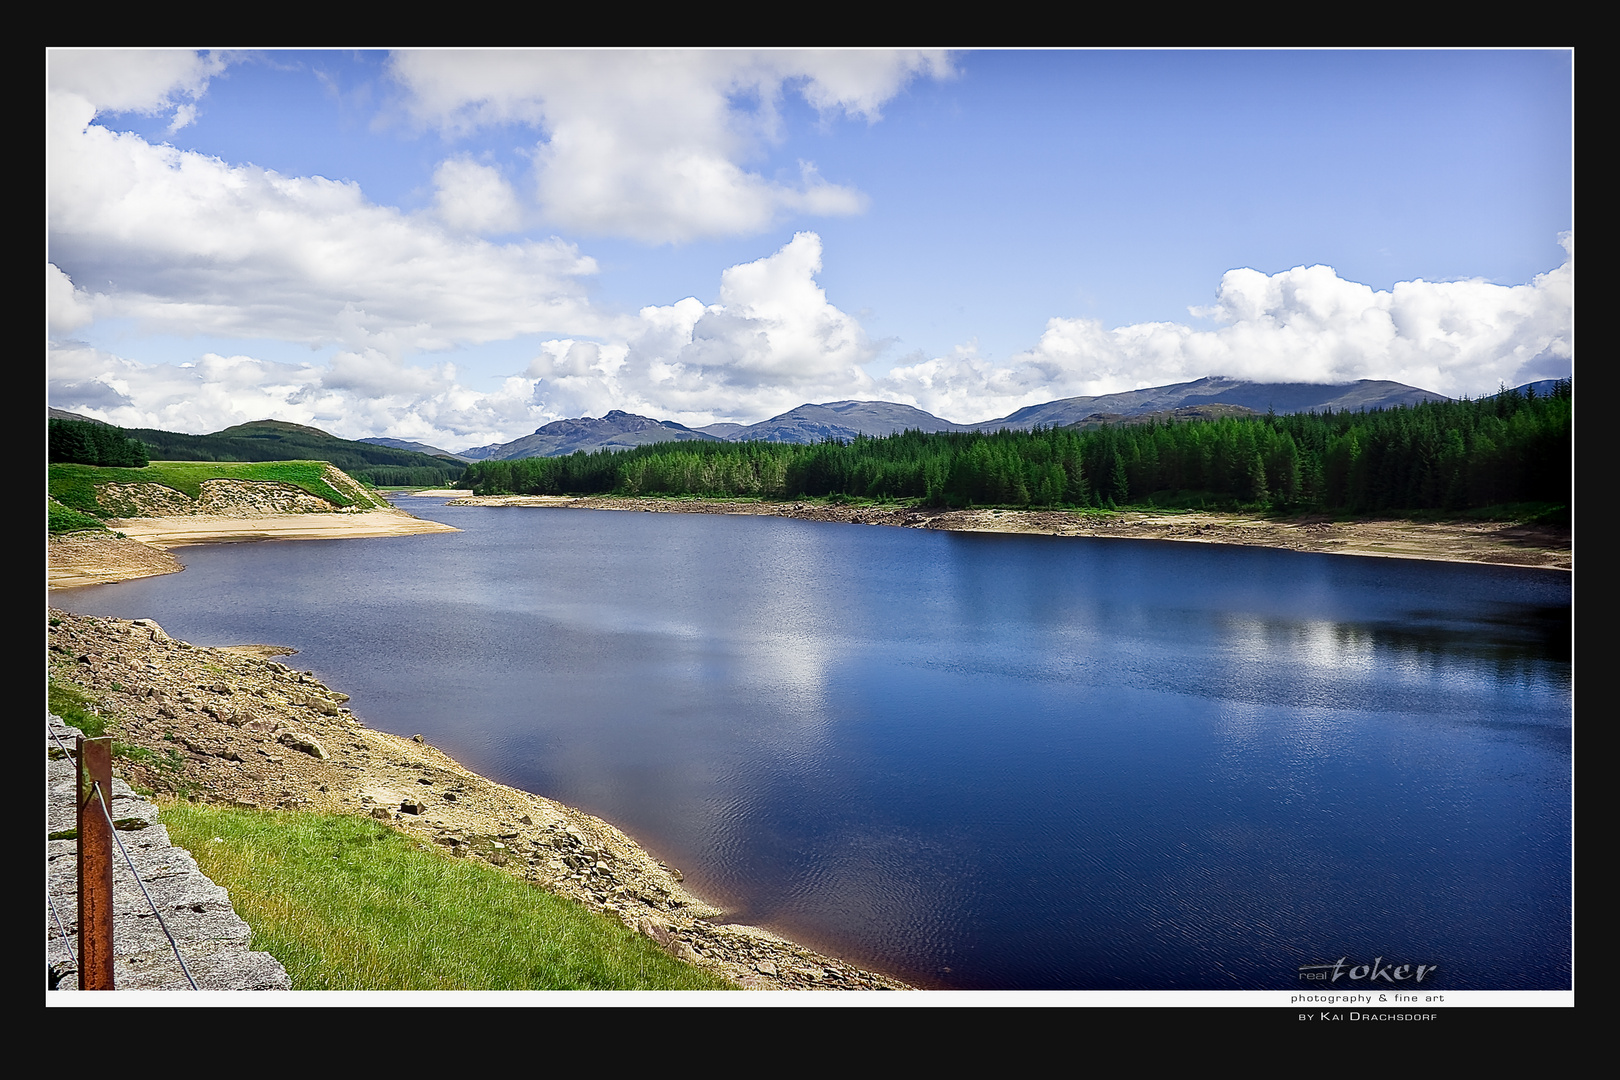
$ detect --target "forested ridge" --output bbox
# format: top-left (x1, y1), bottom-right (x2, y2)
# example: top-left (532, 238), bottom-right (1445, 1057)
top-left (463, 381), bottom-right (1571, 516)
top-left (47, 417), bottom-right (462, 488)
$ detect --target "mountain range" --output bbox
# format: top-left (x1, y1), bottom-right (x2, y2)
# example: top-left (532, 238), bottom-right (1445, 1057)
top-left (455, 377), bottom-right (1452, 461)
top-left (57, 375), bottom-right (1559, 468)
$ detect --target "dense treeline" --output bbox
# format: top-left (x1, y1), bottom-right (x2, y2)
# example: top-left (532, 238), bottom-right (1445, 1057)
top-left (463, 381), bottom-right (1570, 515)
top-left (49, 419), bottom-right (150, 467)
top-left (342, 464), bottom-right (464, 488)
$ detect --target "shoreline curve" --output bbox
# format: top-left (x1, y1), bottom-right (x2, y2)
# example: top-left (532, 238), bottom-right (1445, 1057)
top-left (45, 607), bottom-right (914, 990)
top-left (441, 493), bottom-right (1572, 571)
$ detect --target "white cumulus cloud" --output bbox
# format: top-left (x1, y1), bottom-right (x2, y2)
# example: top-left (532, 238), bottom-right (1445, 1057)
top-left (47, 78), bottom-right (607, 358)
top-left (48, 232), bottom-right (1574, 448)
top-left (47, 262), bottom-right (97, 334)
top-left (387, 49), bottom-right (952, 243)
top-left (521, 231), bottom-right (877, 425)
top-left (47, 337), bottom-right (559, 450)
top-left (47, 342), bottom-right (324, 434)
top-left (47, 48), bottom-right (227, 119)
top-left (432, 157), bottom-right (524, 234)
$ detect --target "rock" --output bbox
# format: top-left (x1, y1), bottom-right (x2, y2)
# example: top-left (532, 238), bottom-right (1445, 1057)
top-left (276, 731), bottom-right (329, 760)
top-left (637, 917), bottom-right (675, 949)
top-left (132, 619), bottom-right (170, 641)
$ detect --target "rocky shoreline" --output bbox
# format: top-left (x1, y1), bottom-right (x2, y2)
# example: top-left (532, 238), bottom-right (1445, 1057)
top-left (46, 608), bottom-right (911, 991)
top-left (444, 494), bottom-right (1572, 570)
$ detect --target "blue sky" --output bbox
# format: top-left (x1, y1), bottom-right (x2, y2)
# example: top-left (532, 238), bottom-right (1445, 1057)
top-left (47, 49), bottom-right (1573, 448)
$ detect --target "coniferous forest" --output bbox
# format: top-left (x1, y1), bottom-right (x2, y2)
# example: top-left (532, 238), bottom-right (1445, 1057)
top-left (462, 381), bottom-right (1571, 516)
top-left (48, 418), bottom-right (151, 468)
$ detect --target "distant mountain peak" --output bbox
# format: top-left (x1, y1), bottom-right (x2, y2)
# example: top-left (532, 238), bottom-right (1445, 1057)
top-left (469, 409), bottom-right (720, 461)
top-left (219, 419), bottom-right (338, 439)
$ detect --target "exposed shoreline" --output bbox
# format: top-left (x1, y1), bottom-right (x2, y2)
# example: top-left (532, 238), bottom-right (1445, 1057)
top-left (441, 493), bottom-right (1572, 571)
top-left (107, 506), bottom-right (460, 547)
top-left (46, 607), bottom-right (913, 990)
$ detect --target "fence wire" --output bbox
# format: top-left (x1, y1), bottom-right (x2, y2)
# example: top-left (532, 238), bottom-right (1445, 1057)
top-left (47, 723), bottom-right (199, 990)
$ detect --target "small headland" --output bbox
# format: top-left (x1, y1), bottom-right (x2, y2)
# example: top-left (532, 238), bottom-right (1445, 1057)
top-left (48, 460), bottom-right (458, 589)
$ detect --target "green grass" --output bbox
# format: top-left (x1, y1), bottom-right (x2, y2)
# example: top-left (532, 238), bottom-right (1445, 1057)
top-left (47, 666), bottom-right (181, 773)
top-left (48, 497), bottom-right (109, 534)
top-left (158, 803), bottom-right (734, 991)
top-left (48, 675), bottom-right (107, 738)
top-left (48, 460), bottom-right (385, 517)
top-left (1436, 501), bottom-right (1569, 527)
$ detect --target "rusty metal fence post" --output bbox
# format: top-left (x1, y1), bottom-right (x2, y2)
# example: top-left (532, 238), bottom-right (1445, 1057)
top-left (76, 736), bottom-right (114, 990)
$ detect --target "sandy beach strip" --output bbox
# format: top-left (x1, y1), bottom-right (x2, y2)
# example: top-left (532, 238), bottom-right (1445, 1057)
top-left (48, 510), bottom-right (459, 590)
top-left (105, 508), bottom-right (459, 546)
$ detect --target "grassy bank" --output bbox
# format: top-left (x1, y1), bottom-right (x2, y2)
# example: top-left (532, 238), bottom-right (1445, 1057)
top-left (48, 460), bottom-right (386, 519)
top-left (47, 497), bottom-right (110, 535)
top-left (47, 674), bottom-right (106, 737)
top-left (159, 802), bottom-right (734, 991)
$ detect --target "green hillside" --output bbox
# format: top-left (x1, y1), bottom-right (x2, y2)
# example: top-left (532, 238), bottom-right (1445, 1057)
top-left (118, 419), bottom-right (464, 487)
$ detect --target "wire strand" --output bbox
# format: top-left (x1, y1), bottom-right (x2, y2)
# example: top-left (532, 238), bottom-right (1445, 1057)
top-left (88, 779), bottom-right (200, 990)
top-left (47, 892), bottom-right (76, 965)
top-left (46, 724), bottom-right (81, 980)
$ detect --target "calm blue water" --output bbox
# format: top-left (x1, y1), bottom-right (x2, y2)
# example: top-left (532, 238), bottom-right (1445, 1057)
top-left (53, 501), bottom-right (1572, 989)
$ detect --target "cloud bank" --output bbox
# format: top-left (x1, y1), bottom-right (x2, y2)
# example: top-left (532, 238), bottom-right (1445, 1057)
top-left (47, 49), bottom-right (225, 125)
top-left (47, 81), bottom-right (603, 356)
top-left (51, 230), bottom-right (1574, 447)
top-left (884, 233), bottom-right (1575, 423)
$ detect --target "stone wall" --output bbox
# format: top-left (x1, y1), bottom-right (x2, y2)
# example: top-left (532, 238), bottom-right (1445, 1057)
top-left (46, 716), bottom-right (291, 992)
